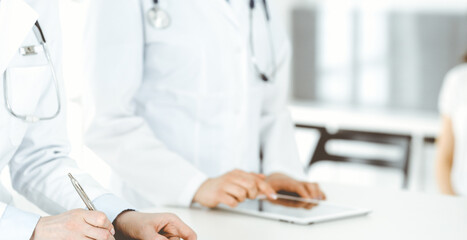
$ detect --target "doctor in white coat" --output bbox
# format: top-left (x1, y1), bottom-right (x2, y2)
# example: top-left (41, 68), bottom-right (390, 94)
top-left (0, 0), bottom-right (196, 239)
top-left (84, 0), bottom-right (325, 208)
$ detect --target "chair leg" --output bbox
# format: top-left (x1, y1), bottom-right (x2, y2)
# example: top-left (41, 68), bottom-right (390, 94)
top-left (307, 128), bottom-right (330, 171)
top-left (402, 137), bottom-right (412, 189)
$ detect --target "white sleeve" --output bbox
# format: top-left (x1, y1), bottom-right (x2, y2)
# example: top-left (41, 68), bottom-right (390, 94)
top-left (8, 101), bottom-right (123, 215)
top-left (439, 65), bottom-right (464, 116)
top-left (0, 205), bottom-right (40, 240)
top-left (83, 0), bottom-right (207, 207)
top-left (259, 7), bottom-right (306, 180)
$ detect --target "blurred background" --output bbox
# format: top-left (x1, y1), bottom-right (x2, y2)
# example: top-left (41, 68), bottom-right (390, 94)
top-left (5, 0), bottom-right (465, 209)
top-left (277, 0), bottom-right (467, 194)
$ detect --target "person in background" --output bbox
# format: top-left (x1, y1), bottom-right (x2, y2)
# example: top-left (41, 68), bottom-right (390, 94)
top-left (436, 53), bottom-right (467, 196)
top-left (83, 0), bottom-right (325, 209)
top-left (0, 0), bottom-right (196, 239)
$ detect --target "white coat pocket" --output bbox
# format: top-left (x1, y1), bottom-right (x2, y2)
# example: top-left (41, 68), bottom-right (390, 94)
top-left (3, 65), bottom-right (50, 146)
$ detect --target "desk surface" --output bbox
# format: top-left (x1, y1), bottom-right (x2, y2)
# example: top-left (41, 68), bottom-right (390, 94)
top-left (147, 183), bottom-right (467, 240)
top-left (289, 102), bottom-right (440, 137)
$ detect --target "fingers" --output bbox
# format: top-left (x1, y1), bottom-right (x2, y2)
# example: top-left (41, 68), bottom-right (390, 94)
top-left (219, 192), bottom-right (239, 207)
top-left (166, 215), bottom-right (198, 240)
top-left (268, 198), bottom-right (308, 208)
top-left (223, 183), bottom-right (247, 202)
top-left (82, 223), bottom-right (115, 240)
top-left (230, 175), bottom-right (258, 199)
top-left (142, 214), bottom-right (197, 240)
top-left (304, 203), bottom-right (318, 209)
top-left (138, 227), bottom-right (169, 240)
top-left (251, 172), bottom-right (266, 179)
top-left (266, 173), bottom-right (324, 200)
top-left (230, 170), bottom-right (275, 200)
top-left (255, 179), bottom-right (276, 200)
top-left (304, 183), bottom-right (326, 200)
top-left (83, 211), bottom-right (115, 234)
top-left (305, 183), bottom-right (320, 199)
top-left (291, 182), bottom-right (311, 199)
top-left (154, 234), bottom-right (170, 240)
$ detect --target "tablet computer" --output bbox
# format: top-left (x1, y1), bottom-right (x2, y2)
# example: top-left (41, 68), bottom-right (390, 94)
top-left (217, 194), bottom-right (371, 225)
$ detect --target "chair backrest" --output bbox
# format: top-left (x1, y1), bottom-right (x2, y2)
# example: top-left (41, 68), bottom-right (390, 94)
top-left (298, 125), bottom-right (412, 188)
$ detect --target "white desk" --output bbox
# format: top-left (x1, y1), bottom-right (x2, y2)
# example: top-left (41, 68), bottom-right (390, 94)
top-left (289, 102), bottom-right (440, 138)
top-left (146, 183), bottom-right (467, 240)
top-left (288, 102), bottom-right (441, 191)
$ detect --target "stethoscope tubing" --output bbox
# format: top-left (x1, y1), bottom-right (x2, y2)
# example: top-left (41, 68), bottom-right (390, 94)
top-left (248, 0), bottom-right (277, 82)
top-left (147, 0), bottom-right (277, 82)
top-left (3, 21), bottom-right (62, 123)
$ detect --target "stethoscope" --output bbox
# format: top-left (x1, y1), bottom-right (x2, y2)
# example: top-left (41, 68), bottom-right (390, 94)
top-left (3, 21), bottom-right (61, 123)
top-left (147, 0), bottom-right (171, 29)
top-left (146, 0), bottom-right (277, 82)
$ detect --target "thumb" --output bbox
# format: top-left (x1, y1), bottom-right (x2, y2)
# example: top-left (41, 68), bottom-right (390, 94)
top-left (256, 178), bottom-right (277, 200)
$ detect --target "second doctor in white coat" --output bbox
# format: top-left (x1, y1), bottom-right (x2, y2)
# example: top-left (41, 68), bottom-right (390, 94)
top-left (84, 0), bottom-right (325, 208)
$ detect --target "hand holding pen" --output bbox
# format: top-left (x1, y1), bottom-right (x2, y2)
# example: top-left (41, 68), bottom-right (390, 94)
top-left (30, 174), bottom-right (116, 240)
top-left (67, 173), bottom-right (197, 240)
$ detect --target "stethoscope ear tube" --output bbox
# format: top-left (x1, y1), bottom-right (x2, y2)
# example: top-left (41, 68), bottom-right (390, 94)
top-left (33, 21), bottom-right (46, 43)
top-left (250, 0), bottom-right (271, 22)
top-left (249, 0), bottom-right (276, 83)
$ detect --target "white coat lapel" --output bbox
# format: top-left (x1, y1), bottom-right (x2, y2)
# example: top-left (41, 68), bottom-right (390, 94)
top-left (210, 0), bottom-right (240, 30)
top-left (0, 0), bottom-right (38, 74)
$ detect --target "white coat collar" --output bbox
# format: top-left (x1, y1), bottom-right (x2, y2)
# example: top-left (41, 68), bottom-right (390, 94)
top-left (0, 0), bottom-right (38, 74)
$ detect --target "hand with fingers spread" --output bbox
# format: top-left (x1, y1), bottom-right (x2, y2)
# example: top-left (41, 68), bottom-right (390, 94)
top-left (113, 211), bottom-right (197, 240)
top-left (193, 169), bottom-right (276, 208)
top-left (30, 209), bottom-right (115, 240)
top-left (266, 173), bottom-right (326, 201)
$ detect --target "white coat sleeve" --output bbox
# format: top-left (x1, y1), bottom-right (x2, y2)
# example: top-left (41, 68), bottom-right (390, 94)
top-left (83, 0), bottom-right (207, 207)
top-left (0, 205), bottom-right (40, 240)
top-left (260, 6), bottom-right (307, 180)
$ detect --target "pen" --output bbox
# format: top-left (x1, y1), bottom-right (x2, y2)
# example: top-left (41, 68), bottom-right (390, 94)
top-left (68, 173), bottom-right (96, 211)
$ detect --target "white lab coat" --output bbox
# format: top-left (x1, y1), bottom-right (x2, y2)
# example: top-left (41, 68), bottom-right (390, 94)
top-left (84, 0), bottom-right (305, 208)
top-left (0, 0), bottom-right (131, 238)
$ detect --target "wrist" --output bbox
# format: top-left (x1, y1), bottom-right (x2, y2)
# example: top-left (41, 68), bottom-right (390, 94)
top-left (29, 217), bottom-right (42, 240)
top-left (113, 209), bottom-right (136, 238)
top-left (192, 178), bottom-right (212, 203)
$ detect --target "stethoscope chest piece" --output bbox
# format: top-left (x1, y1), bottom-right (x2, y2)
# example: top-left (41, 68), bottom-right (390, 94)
top-left (147, 5), bottom-right (171, 29)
